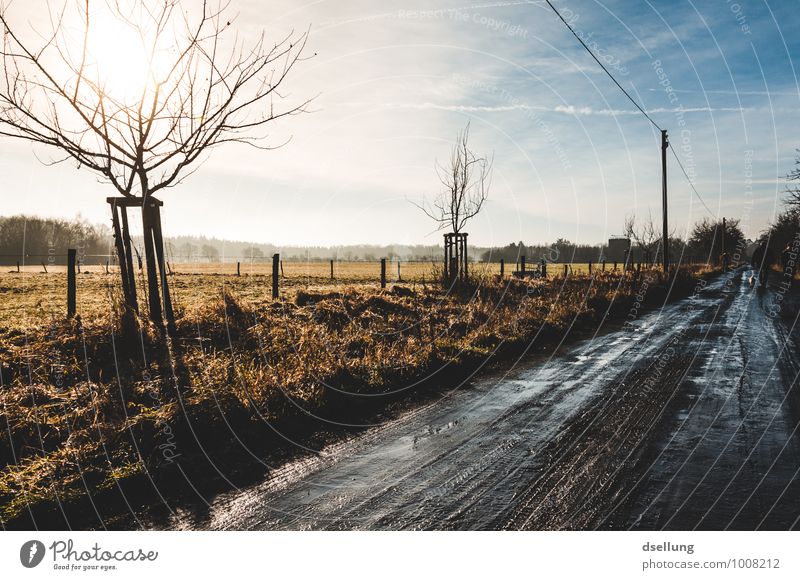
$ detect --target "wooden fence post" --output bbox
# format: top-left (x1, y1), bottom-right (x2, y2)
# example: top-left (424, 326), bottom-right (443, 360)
top-left (520, 255), bottom-right (526, 275)
top-left (380, 258), bottom-right (387, 289)
top-left (589, 261), bottom-right (592, 276)
top-left (237, 261), bottom-right (241, 277)
top-left (67, 249), bottom-right (76, 318)
top-left (564, 264), bottom-right (568, 277)
top-left (280, 260), bottom-right (285, 278)
top-left (272, 254), bottom-right (280, 299)
top-left (397, 260), bottom-right (401, 282)
top-left (150, 205), bottom-right (175, 332)
top-left (602, 260), bottom-right (606, 271)
top-left (500, 259), bottom-right (504, 278)
top-left (330, 259), bottom-right (334, 280)
top-left (541, 258), bottom-right (547, 278)
top-left (16, 261), bottom-right (20, 273)
top-left (613, 261), bottom-right (617, 271)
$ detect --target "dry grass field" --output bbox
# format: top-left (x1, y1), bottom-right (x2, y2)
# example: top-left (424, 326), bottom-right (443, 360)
top-left (0, 261), bottom-right (612, 330)
top-left (0, 261), bottom-right (714, 525)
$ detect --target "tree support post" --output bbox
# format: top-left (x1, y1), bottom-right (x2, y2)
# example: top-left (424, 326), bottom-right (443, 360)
top-left (272, 254), bottom-right (280, 299)
top-left (119, 205), bottom-right (138, 312)
top-left (150, 203), bottom-right (175, 332)
top-left (110, 200), bottom-right (136, 315)
top-left (67, 248), bottom-right (76, 318)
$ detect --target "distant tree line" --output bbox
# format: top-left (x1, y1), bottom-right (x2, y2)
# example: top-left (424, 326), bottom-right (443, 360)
top-left (480, 240), bottom-right (607, 264)
top-left (11, 199), bottom-right (800, 270)
top-left (163, 236), bottom-right (448, 263)
top-left (0, 215), bottom-right (111, 265)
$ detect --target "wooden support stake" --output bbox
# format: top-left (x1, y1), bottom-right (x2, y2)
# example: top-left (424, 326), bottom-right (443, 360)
top-left (463, 234), bottom-right (468, 280)
top-left (150, 205), bottom-right (174, 331)
top-left (41, 261), bottom-right (47, 274)
top-left (141, 205), bottom-right (163, 326)
top-left (119, 205), bottom-right (138, 312)
top-left (589, 261), bottom-right (593, 276)
top-left (380, 258), bottom-right (387, 289)
top-left (520, 255), bottom-right (526, 274)
top-left (397, 260), bottom-right (401, 282)
top-left (500, 259), bottom-right (504, 278)
top-left (564, 264), bottom-right (568, 277)
top-left (67, 249), bottom-right (76, 318)
top-left (110, 202), bottom-right (133, 311)
top-left (330, 259), bottom-right (334, 280)
top-left (541, 258), bottom-right (547, 278)
top-left (237, 262), bottom-right (241, 277)
top-left (602, 260), bottom-right (606, 271)
top-left (272, 254), bottom-right (280, 299)
top-left (16, 261), bottom-right (20, 273)
top-left (280, 260), bottom-right (285, 278)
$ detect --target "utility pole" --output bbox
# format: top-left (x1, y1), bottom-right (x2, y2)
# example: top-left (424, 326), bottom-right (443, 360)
top-left (661, 130), bottom-right (669, 272)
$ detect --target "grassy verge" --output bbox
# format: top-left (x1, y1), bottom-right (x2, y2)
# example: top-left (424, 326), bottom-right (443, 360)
top-left (0, 266), bottom-right (714, 527)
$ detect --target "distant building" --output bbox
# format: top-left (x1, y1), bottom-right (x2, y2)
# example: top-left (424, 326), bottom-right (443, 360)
top-left (607, 237), bottom-right (631, 262)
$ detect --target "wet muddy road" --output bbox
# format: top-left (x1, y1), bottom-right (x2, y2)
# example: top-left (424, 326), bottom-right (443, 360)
top-left (167, 269), bottom-right (800, 530)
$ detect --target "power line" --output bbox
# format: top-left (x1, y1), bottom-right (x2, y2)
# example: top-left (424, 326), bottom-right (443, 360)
top-left (545, 0), bottom-right (718, 224)
top-left (668, 144), bottom-right (717, 219)
top-left (544, 0), bottom-right (662, 131)
top-left (544, 0), bottom-right (722, 237)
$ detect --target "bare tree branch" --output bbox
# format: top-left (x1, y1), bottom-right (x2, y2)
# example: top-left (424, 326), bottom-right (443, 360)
top-left (414, 122), bottom-right (492, 234)
top-left (0, 0), bottom-right (313, 199)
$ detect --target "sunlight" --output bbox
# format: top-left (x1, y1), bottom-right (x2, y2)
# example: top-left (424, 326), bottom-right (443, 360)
top-left (83, 5), bottom-right (162, 104)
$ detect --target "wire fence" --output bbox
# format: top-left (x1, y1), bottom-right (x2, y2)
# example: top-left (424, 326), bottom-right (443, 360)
top-left (1, 257), bottom-right (709, 280)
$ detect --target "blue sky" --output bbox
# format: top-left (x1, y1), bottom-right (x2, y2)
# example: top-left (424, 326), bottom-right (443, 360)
top-left (1, 0), bottom-right (799, 246)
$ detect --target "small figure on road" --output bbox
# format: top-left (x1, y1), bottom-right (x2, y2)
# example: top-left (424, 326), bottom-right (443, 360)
top-left (721, 251), bottom-right (731, 273)
top-left (781, 243), bottom-right (795, 278)
top-left (751, 240), bottom-right (775, 288)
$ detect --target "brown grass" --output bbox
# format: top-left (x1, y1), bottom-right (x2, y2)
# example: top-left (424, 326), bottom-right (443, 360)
top-left (0, 264), bottom-right (714, 523)
top-left (0, 261), bottom-right (625, 331)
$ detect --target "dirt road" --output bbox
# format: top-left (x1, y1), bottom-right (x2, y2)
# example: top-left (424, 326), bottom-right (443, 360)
top-left (165, 269), bottom-right (800, 530)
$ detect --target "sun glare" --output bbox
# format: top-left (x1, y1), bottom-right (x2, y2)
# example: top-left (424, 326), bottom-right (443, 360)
top-left (83, 7), bottom-right (163, 104)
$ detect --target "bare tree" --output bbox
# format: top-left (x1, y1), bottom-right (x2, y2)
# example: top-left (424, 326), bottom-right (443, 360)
top-left (416, 123), bottom-right (492, 234)
top-left (415, 123), bottom-right (491, 285)
top-left (624, 212), bottom-right (664, 266)
top-left (0, 0), bottom-right (312, 328)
